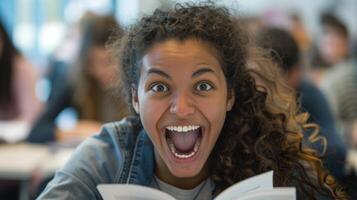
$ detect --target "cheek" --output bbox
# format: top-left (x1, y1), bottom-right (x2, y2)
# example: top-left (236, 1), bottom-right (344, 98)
top-left (199, 97), bottom-right (228, 130)
top-left (138, 96), bottom-right (167, 138)
top-left (335, 40), bottom-right (347, 55)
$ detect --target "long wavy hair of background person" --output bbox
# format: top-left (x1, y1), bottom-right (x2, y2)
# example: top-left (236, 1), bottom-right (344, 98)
top-left (112, 3), bottom-right (347, 199)
top-left (70, 14), bottom-right (127, 120)
top-left (0, 21), bottom-right (19, 111)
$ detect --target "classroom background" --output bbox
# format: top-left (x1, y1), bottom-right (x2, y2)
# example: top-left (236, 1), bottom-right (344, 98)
top-left (0, 0), bottom-right (356, 199)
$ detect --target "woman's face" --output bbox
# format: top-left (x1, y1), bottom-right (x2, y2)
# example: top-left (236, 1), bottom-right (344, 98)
top-left (132, 39), bottom-right (235, 184)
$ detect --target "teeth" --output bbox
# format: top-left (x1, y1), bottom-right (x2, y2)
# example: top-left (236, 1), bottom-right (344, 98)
top-left (168, 139), bottom-right (201, 159)
top-left (166, 125), bottom-right (200, 133)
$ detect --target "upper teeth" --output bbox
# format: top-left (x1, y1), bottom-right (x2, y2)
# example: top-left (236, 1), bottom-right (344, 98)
top-left (166, 125), bottom-right (200, 132)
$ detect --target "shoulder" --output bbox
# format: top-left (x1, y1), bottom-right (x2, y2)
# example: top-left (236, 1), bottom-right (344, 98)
top-left (38, 117), bottom-right (143, 199)
top-left (299, 81), bottom-right (321, 95)
top-left (63, 116), bottom-right (142, 180)
top-left (299, 80), bottom-right (327, 104)
top-left (99, 116), bottom-right (143, 147)
top-left (325, 60), bottom-right (355, 83)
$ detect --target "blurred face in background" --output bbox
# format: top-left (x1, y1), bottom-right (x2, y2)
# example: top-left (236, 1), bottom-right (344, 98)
top-left (319, 27), bottom-right (348, 65)
top-left (286, 65), bottom-right (302, 89)
top-left (86, 46), bottom-right (117, 90)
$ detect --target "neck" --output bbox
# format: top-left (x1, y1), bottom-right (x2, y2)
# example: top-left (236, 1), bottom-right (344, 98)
top-left (154, 150), bottom-right (209, 189)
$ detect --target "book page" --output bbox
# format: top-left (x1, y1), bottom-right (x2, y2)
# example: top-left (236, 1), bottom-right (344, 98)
top-left (239, 188), bottom-right (296, 200)
top-left (214, 171), bottom-right (273, 200)
top-left (97, 184), bottom-right (176, 200)
top-left (0, 121), bottom-right (30, 143)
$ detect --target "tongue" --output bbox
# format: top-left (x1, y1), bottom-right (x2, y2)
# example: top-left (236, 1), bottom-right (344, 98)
top-left (170, 130), bottom-right (199, 152)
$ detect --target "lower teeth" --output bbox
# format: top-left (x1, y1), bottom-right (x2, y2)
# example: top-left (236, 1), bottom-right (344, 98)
top-left (169, 139), bottom-right (200, 159)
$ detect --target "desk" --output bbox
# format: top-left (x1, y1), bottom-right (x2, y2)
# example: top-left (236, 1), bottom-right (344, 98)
top-left (0, 143), bottom-right (74, 200)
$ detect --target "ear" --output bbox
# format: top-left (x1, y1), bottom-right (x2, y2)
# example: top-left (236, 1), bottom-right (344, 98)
top-left (226, 89), bottom-right (235, 111)
top-left (131, 86), bottom-right (139, 114)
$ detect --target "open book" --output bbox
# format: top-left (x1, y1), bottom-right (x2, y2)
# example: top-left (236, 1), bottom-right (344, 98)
top-left (97, 171), bottom-right (296, 200)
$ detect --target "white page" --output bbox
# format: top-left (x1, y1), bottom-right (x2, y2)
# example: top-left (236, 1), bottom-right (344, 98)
top-left (97, 184), bottom-right (176, 200)
top-left (0, 121), bottom-right (30, 143)
top-left (214, 171), bottom-right (273, 200)
top-left (239, 188), bottom-right (296, 200)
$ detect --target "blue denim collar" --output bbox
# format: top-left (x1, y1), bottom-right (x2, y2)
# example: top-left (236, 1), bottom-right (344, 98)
top-left (126, 128), bottom-right (155, 186)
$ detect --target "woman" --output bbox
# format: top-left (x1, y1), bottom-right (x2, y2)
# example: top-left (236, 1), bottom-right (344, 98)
top-left (27, 15), bottom-right (130, 143)
top-left (0, 20), bottom-right (42, 199)
top-left (37, 4), bottom-right (347, 199)
top-left (0, 20), bottom-right (42, 123)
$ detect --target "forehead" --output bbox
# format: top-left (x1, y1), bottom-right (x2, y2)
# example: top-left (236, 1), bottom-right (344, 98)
top-left (142, 38), bottom-right (223, 71)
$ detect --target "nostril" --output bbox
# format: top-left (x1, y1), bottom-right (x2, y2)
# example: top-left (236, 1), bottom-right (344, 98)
top-left (170, 103), bottom-right (195, 116)
top-left (170, 105), bottom-right (177, 114)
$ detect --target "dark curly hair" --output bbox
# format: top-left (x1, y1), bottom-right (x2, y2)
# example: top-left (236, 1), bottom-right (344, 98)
top-left (113, 3), bottom-right (347, 199)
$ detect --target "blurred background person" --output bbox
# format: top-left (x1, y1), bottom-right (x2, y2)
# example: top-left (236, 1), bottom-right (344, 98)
top-left (254, 27), bottom-right (348, 180)
top-left (318, 13), bottom-right (351, 69)
top-left (44, 11), bottom-right (98, 105)
top-left (315, 14), bottom-right (357, 154)
top-left (309, 13), bottom-right (352, 87)
top-left (289, 13), bottom-right (311, 55)
top-left (27, 15), bottom-right (130, 143)
top-left (0, 20), bottom-right (42, 124)
top-left (0, 20), bottom-right (43, 142)
top-left (0, 19), bottom-right (42, 199)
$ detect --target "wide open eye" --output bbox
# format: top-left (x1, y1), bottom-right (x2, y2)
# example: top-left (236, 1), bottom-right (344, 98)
top-left (195, 81), bottom-right (214, 91)
top-left (150, 82), bottom-right (169, 93)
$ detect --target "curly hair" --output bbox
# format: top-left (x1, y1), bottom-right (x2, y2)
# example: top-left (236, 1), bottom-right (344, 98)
top-left (113, 3), bottom-right (347, 199)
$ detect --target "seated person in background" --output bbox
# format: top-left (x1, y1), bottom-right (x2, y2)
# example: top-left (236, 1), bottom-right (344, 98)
top-left (0, 20), bottom-right (42, 145)
top-left (37, 4), bottom-right (347, 199)
top-left (0, 19), bottom-right (43, 199)
top-left (254, 27), bottom-right (347, 179)
top-left (317, 14), bottom-right (357, 154)
top-left (45, 11), bottom-right (99, 105)
top-left (27, 15), bottom-right (130, 143)
top-left (308, 13), bottom-right (351, 87)
top-left (0, 21), bottom-right (42, 124)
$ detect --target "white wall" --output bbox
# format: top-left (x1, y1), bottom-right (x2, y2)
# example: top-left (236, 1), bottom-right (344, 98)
top-left (116, 0), bottom-right (357, 38)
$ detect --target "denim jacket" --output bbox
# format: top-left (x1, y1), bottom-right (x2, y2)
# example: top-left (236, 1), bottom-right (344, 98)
top-left (37, 117), bottom-right (155, 199)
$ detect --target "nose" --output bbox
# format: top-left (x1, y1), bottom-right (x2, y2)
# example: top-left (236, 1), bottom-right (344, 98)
top-left (170, 92), bottom-right (195, 117)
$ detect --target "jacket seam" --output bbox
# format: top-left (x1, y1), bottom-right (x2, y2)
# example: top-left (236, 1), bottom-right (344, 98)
top-left (126, 131), bottom-right (140, 183)
top-left (111, 121), bottom-right (129, 183)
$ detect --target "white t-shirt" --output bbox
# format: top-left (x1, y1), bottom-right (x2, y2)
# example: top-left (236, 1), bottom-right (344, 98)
top-left (151, 176), bottom-right (213, 200)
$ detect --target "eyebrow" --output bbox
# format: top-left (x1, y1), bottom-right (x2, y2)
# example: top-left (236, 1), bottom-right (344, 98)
top-left (147, 68), bottom-right (171, 79)
top-left (146, 67), bottom-right (216, 79)
top-left (192, 67), bottom-right (215, 78)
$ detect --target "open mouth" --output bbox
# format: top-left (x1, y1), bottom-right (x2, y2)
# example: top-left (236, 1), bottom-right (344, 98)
top-left (165, 125), bottom-right (202, 159)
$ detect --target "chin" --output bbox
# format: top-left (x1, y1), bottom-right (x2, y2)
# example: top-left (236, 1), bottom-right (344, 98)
top-left (166, 153), bottom-right (207, 179)
top-left (169, 165), bottom-right (202, 178)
